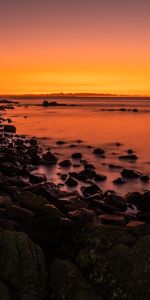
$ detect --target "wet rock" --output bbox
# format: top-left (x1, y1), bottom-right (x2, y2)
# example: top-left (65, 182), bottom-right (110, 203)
top-left (121, 168), bottom-right (142, 179)
top-left (0, 230), bottom-right (47, 300)
top-left (94, 174), bottom-right (107, 182)
top-left (56, 140), bottom-right (66, 145)
top-left (113, 177), bottom-right (127, 185)
top-left (26, 182), bottom-right (65, 201)
top-left (127, 149), bottom-right (134, 154)
top-left (49, 259), bottom-right (100, 300)
top-left (93, 148), bottom-right (105, 155)
top-left (99, 214), bottom-right (126, 226)
top-left (42, 100), bottom-right (49, 107)
top-left (109, 164), bottom-right (122, 169)
top-left (15, 191), bottom-right (49, 212)
top-left (119, 154), bottom-right (138, 160)
top-left (82, 184), bottom-right (102, 197)
top-left (42, 151), bottom-right (58, 164)
top-left (59, 159), bottom-right (72, 167)
top-left (84, 163), bottom-right (95, 170)
top-left (57, 196), bottom-right (86, 214)
top-left (3, 125), bottom-right (16, 133)
top-left (88, 200), bottom-right (117, 213)
top-left (126, 192), bottom-right (142, 207)
top-left (30, 138), bottom-right (38, 146)
top-left (141, 175), bottom-right (149, 182)
top-left (71, 152), bottom-right (82, 159)
top-left (29, 173), bottom-right (46, 184)
top-left (78, 169), bottom-right (96, 181)
top-left (105, 194), bottom-right (127, 211)
top-left (68, 208), bottom-right (95, 227)
top-left (65, 176), bottom-right (78, 187)
top-left (139, 191), bottom-right (150, 212)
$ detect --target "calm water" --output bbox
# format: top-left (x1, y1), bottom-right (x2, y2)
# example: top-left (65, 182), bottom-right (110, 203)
top-left (4, 98), bottom-right (150, 194)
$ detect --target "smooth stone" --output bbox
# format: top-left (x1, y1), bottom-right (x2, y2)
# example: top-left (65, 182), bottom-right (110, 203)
top-left (121, 169), bottom-right (142, 179)
top-left (71, 152), bottom-right (82, 159)
top-left (81, 184), bottom-right (102, 197)
top-left (99, 214), bottom-right (126, 226)
top-left (93, 148), bottom-right (105, 155)
top-left (119, 154), bottom-right (138, 160)
top-left (113, 177), bottom-right (127, 185)
top-left (59, 159), bottom-right (72, 167)
top-left (65, 176), bottom-right (78, 187)
top-left (105, 194), bottom-right (127, 211)
top-left (29, 173), bottom-right (46, 184)
top-left (67, 208), bottom-right (95, 227)
top-left (42, 151), bottom-right (58, 164)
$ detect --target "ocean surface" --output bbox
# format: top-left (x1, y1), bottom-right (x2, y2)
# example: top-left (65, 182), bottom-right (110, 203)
top-left (4, 97), bottom-right (150, 195)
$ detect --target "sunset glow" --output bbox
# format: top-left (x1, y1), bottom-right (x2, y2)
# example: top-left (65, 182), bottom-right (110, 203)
top-left (0, 0), bottom-right (150, 95)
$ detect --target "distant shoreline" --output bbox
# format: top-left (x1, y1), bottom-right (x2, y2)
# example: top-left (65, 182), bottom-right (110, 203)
top-left (0, 93), bottom-right (150, 100)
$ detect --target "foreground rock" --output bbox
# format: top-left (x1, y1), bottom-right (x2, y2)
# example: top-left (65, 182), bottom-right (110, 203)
top-left (49, 259), bottom-right (100, 300)
top-left (76, 224), bottom-right (150, 300)
top-left (0, 230), bottom-right (47, 300)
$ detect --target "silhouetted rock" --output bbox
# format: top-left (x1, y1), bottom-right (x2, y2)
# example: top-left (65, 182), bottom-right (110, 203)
top-left (3, 125), bottom-right (16, 133)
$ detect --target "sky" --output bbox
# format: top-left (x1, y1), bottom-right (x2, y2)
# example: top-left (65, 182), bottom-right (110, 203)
top-left (0, 0), bottom-right (150, 95)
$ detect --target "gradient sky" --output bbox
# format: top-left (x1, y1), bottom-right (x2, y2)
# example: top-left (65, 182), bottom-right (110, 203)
top-left (0, 0), bottom-right (150, 95)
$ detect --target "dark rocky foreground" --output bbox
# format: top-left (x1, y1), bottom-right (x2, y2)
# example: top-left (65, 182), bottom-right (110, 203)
top-left (0, 105), bottom-right (150, 299)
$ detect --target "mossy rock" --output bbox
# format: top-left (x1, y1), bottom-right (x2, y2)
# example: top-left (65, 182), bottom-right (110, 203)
top-left (49, 259), bottom-right (101, 300)
top-left (76, 224), bottom-right (150, 300)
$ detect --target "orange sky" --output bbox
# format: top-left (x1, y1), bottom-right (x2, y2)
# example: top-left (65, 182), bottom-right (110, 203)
top-left (0, 0), bottom-right (150, 95)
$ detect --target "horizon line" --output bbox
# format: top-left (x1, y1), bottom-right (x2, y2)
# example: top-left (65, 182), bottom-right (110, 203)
top-left (0, 92), bottom-right (150, 99)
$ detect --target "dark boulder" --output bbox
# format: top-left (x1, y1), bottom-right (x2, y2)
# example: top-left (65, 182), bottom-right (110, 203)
top-left (49, 259), bottom-right (100, 300)
top-left (71, 152), bottom-right (82, 159)
top-left (121, 169), bottom-right (142, 179)
top-left (42, 151), bottom-right (58, 164)
top-left (29, 173), bottom-right (46, 184)
top-left (59, 159), bottom-right (72, 167)
top-left (3, 125), bottom-right (16, 133)
top-left (0, 230), bottom-right (47, 299)
top-left (93, 148), bottom-right (105, 155)
top-left (65, 176), bottom-right (78, 187)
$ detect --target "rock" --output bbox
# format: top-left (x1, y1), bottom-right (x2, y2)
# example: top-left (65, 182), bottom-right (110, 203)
top-left (0, 230), bottom-right (47, 299)
top-left (42, 100), bottom-right (49, 107)
top-left (0, 196), bottom-right (12, 209)
top-left (56, 196), bottom-right (86, 214)
top-left (99, 214), bottom-right (126, 226)
top-left (121, 169), bottom-right (142, 179)
top-left (15, 191), bottom-right (49, 212)
top-left (126, 192), bottom-right (142, 207)
top-left (105, 194), bottom-right (127, 211)
top-left (113, 177), bottom-right (127, 185)
top-left (65, 176), bottom-right (78, 187)
top-left (68, 208), bottom-right (95, 227)
top-left (49, 259), bottom-right (100, 300)
top-left (141, 175), bottom-right (149, 182)
top-left (84, 163), bottom-right (95, 170)
top-left (127, 149), bottom-right (134, 154)
top-left (119, 154), bottom-right (138, 160)
top-left (109, 164), bottom-right (122, 169)
top-left (82, 184), bottom-right (102, 197)
top-left (59, 160), bottom-right (72, 167)
top-left (93, 148), bottom-right (105, 155)
top-left (42, 151), bottom-right (58, 164)
top-left (29, 173), bottom-right (46, 184)
top-left (71, 153), bottom-right (82, 159)
top-left (3, 125), bottom-right (16, 133)
top-left (0, 219), bottom-right (18, 231)
top-left (94, 174), bottom-right (107, 182)
top-left (56, 140), bottom-right (66, 145)
top-left (0, 279), bottom-right (11, 300)
top-left (139, 191), bottom-right (150, 212)
top-left (76, 224), bottom-right (150, 300)
top-left (6, 205), bottom-right (35, 222)
top-left (88, 200), bottom-right (117, 213)
top-left (26, 182), bottom-right (65, 201)
top-left (30, 138), bottom-right (38, 146)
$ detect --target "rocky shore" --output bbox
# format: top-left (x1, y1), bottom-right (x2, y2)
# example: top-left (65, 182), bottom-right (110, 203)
top-left (0, 102), bottom-right (150, 300)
